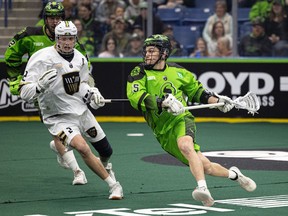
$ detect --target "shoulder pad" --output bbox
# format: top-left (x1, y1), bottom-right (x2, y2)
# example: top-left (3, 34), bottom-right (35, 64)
top-left (167, 62), bottom-right (185, 69)
top-left (127, 64), bottom-right (146, 82)
top-left (13, 26), bottom-right (43, 41)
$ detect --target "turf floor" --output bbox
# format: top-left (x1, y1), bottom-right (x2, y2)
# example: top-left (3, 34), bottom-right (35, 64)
top-left (0, 121), bottom-right (287, 216)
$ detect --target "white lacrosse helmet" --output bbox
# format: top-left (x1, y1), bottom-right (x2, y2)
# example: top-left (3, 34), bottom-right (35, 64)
top-left (55, 21), bottom-right (77, 54)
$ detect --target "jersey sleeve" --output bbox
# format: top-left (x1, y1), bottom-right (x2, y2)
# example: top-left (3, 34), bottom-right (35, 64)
top-left (126, 65), bottom-right (159, 112)
top-left (4, 27), bottom-right (32, 78)
top-left (181, 69), bottom-right (206, 104)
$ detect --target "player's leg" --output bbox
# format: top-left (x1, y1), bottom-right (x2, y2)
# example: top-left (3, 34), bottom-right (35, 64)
top-left (198, 152), bottom-right (256, 192)
top-left (53, 137), bottom-right (87, 185)
top-left (70, 134), bottom-right (123, 200)
top-left (177, 135), bottom-right (214, 207)
top-left (84, 111), bottom-right (117, 181)
top-left (90, 137), bottom-right (116, 181)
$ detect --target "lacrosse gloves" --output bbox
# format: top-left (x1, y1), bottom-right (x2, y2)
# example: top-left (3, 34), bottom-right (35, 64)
top-left (8, 75), bottom-right (23, 95)
top-left (37, 69), bottom-right (58, 93)
top-left (214, 93), bottom-right (234, 113)
top-left (89, 87), bottom-right (105, 110)
top-left (162, 94), bottom-right (185, 115)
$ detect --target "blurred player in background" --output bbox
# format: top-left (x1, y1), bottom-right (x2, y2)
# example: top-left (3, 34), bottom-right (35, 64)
top-left (127, 34), bottom-right (257, 206)
top-left (19, 21), bottom-right (123, 200)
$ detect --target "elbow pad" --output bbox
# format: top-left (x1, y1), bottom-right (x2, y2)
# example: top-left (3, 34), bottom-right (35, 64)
top-left (200, 90), bottom-right (214, 104)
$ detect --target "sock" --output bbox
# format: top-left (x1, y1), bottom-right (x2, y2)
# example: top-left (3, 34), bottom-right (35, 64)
top-left (105, 176), bottom-right (117, 188)
top-left (228, 170), bottom-right (238, 180)
top-left (197, 180), bottom-right (207, 188)
top-left (62, 151), bottom-right (80, 172)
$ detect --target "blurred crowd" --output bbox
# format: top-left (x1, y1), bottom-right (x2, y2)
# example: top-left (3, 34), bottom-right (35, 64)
top-left (37, 0), bottom-right (288, 58)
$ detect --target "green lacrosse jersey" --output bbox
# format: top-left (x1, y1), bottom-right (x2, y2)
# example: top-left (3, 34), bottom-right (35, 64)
top-left (127, 62), bottom-right (206, 135)
top-left (4, 25), bottom-right (89, 79)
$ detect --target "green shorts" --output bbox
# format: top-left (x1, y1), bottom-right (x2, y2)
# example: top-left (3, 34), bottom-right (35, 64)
top-left (155, 115), bottom-right (200, 165)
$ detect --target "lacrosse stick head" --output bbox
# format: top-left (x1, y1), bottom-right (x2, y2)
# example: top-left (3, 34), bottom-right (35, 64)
top-left (234, 92), bottom-right (260, 115)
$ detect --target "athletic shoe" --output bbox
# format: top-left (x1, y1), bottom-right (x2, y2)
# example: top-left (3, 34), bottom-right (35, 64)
top-left (192, 186), bottom-right (214, 207)
top-left (109, 182), bottom-right (123, 200)
top-left (229, 166), bottom-right (257, 192)
top-left (72, 170), bottom-right (88, 185)
top-left (49, 141), bottom-right (70, 169)
top-left (105, 162), bottom-right (116, 181)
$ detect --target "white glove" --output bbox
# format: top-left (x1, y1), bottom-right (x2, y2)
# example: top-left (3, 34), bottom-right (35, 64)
top-left (89, 87), bottom-right (105, 110)
top-left (214, 93), bottom-right (234, 113)
top-left (37, 69), bottom-right (57, 92)
top-left (162, 94), bottom-right (185, 116)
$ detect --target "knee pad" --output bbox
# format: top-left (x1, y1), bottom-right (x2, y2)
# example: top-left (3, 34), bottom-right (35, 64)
top-left (91, 137), bottom-right (113, 158)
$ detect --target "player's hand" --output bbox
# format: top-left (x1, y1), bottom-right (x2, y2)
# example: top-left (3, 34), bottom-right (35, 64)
top-left (214, 93), bottom-right (234, 113)
top-left (162, 94), bottom-right (185, 115)
top-left (37, 69), bottom-right (57, 92)
top-left (89, 87), bottom-right (105, 110)
top-left (8, 75), bottom-right (22, 95)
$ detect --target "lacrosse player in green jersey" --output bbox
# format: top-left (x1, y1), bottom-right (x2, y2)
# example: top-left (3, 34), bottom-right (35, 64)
top-left (127, 34), bottom-right (257, 207)
top-left (5, 2), bottom-right (117, 186)
top-left (5, 1), bottom-right (90, 96)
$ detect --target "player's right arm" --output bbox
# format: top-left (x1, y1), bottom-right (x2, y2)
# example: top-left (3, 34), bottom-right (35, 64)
top-left (127, 65), bottom-right (161, 112)
top-left (5, 27), bottom-right (32, 95)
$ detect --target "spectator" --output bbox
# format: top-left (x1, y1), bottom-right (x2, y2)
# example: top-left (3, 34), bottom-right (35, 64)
top-left (98, 35), bottom-right (124, 57)
top-left (206, 20), bottom-right (232, 55)
top-left (102, 16), bottom-right (131, 53)
top-left (62, 0), bottom-right (76, 20)
top-left (168, 35), bottom-right (186, 56)
top-left (95, 0), bottom-right (126, 27)
top-left (238, 17), bottom-right (273, 56)
top-left (214, 36), bottom-right (233, 57)
top-left (264, 0), bottom-right (288, 56)
top-left (190, 37), bottom-right (210, 57)
top-left (123, 33), bottom-right (143, 57)
top-left (109, 5), bottom-right (133, 33)
top-left (73, 18), bottom-right (96, 57)
top-left (133, 1), bottom-right (165, 37)
top-left (161, 25), bottom-right (185, 56)
top-left (158, 0), bottom-right (184, 9)
top-left (124, 0), bottom-right (144, 26)
top-left (132, 24), bottom-right (145, 39)
top-left (162, 24), bottom-right (174, 37)
top-left (77, 3), bottom-right (103, 56)
top-left (202, 0), bottom-right (233, 50)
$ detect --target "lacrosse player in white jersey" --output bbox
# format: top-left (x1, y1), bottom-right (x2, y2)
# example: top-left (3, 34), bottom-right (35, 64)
top-left (19, 21), bottom-right (123, 200)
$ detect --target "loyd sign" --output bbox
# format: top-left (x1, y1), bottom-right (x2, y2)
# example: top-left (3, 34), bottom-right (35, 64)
top-left (197, 72), bottom-right (274, 95)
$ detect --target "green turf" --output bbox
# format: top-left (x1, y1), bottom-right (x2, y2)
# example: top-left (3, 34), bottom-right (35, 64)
top-left (0, 122), bottom-right (287, 216)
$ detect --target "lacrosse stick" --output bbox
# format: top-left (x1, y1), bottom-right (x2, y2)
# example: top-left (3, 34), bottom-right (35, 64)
top-left (185, 92), bottom-right (260, 115)
top-left (101, 99), bottom-right (129, 103)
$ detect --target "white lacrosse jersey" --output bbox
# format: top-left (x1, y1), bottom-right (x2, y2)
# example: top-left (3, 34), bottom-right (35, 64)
top-left (20, 46), bottom-right (91, 120)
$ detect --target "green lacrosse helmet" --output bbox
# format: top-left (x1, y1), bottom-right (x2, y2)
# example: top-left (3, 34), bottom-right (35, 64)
top-left (143, 34), bottom-right (172, 60)
top-left (44, 1), bottom-right (65, 19)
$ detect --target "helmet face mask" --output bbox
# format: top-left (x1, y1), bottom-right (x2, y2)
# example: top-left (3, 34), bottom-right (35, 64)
top-left (55, 21), bottom-right (77, 55)
top-left (142, 34), bottom-right (171, 69)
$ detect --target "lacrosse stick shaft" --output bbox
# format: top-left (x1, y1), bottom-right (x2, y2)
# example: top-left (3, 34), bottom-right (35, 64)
top-left (101, 99), bottom-right (129, 103)
top-left (184, 102), bottom-right (225, 110)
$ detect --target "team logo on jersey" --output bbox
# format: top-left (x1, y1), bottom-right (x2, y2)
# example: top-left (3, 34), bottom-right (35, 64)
top-left (159, 81), bottom-right (177, 96)
top-left (33, 42), bottom-right (44, 47)
top-left (177, 72), bottom-right (183, 78)
top-left (131, 66), bottom-right (141, 76)
top-left (62, 72), bottom-right (80, 95)
top-left (86, 127), bottom-right (97, 138)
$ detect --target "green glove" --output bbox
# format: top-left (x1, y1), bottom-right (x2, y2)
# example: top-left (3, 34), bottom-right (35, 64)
top-left (8, 75), bottom-right (23, 95)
